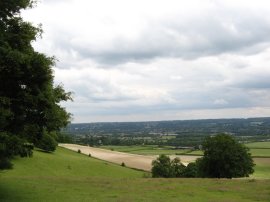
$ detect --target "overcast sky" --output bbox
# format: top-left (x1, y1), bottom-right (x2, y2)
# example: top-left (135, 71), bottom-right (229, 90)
top-left (22, 0), bottom-right (270, 123)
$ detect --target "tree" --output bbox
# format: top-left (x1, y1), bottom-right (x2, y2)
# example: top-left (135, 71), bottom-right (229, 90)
top-left (197, 134), bottom-right (255, 178)
top-left (0, 0), bottom-right (71, 168)
top-left (182, 162), bottom-right (198, 178)
top-left (151, 154), bottom-right (186, 178)
top-left (0, 132), bottom-right (33, 169)
top-left (171, 157), bottom-right (186, 177)
top-left (35, 132), bottom-right (58, 152)
top-left (152, 154), bottom-right (173, 178)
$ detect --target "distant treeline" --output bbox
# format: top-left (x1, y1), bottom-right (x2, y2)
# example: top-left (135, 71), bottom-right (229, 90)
top-left (61, 117), bottom-right (270, 147)
top-left (63, 117), bottom-right (270, 136)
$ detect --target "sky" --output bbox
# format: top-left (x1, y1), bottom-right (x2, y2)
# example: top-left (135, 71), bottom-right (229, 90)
top-left (22, 0), bottom-right (270, 123)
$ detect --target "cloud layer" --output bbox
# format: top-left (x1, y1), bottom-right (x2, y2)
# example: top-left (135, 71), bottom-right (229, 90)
top-left (22, 0), bottom-right (270, 122)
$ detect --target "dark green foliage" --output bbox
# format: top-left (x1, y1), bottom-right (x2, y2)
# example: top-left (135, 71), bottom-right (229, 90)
top-left (0, 157), bottom-right (13, 169)
top-left (198, 134), bottom-right (255, 178)
top-left (0, 132), bottom-right (33, 169)
top-left (171, 157), bottom-right (186, 177)
top-left (182, 162), bottom-right (198, 178)
top-left (121, 162), bottom-right (126, 167)
top-left (36, 132), bottom-right (57, 152)
top-left (65, 118), bottom-right (270, 148)
top-left (0, 0), bottom-right (71, 169)
top-left (77, 149), bottom-right (81, 153)
top-left (152, 154), bottom-right (186, 178)
top-left (152, 154), bottom-right (173, 178)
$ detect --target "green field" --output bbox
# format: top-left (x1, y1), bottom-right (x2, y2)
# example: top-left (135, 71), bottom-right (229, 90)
top-left (246, 142), bottom-right (270, 157)
top-left (186, 142), bottom-right (270, 157)
top-left (101, 142), bottom-right (270, 157)
top-left (100, 145), bottom-right (192, 155)
top-left (1, 147), bottom-right (270, 201)
top-left (252, 158), bottom-right (270, 179)
top-left (246, 141), bottom-right (270, 149)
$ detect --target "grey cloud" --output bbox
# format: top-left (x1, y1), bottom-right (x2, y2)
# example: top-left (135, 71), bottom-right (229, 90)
top-left (68, 13), bottom-right (270, 64)
top-left (70, 82), bottom-right (138, 103)
top-left (232, 75), bottom-right (270, 89)
top-left (39, 1), bottom-right (270, 66)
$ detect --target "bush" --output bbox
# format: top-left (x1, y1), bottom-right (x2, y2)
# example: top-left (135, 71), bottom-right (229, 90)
top-left (36, 132), bottom-right (57, 152)
top-left (152, 154), bottom-right (186, 178)
top-left (152, 154), bottom-right (174, 178)
top-left (0, 133), bottom-right (33, 170)
top-left (182, 162), bottom-right (198, 177)
top-left (171, 157), bottom-right (186, 177)
top-left (78, 149), bottom-right (81, 153)
top-left (121, 162), bottom-right (126, 167)
top-left (0, 157), bottom-right (13, 169)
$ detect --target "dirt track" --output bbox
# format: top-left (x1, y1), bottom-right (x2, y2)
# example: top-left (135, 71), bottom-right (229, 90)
top-left (59, 144), bottom-right (199, 171)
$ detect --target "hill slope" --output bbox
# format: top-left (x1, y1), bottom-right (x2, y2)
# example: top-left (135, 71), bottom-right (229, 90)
top-left (1, 147), bottom-right (270, 201)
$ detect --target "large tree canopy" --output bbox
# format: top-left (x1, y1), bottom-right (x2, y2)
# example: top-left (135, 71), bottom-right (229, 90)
top-left (0, 0), bottom-right (72, 168)
top-left (197, 134), bottom-right (255, 178)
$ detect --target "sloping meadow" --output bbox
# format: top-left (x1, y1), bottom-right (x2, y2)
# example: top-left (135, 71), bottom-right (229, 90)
top-left (0, 147), bottom-right (270, 201)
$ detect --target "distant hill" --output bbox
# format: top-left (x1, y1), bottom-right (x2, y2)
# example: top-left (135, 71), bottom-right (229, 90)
top-left (63, 117), bottom-right (270, 137)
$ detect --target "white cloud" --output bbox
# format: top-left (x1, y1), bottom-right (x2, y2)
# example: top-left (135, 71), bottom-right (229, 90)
top-left (21, 0), bottom-right (270, 122)
top-left (214, 99), bottom-right (228, 105)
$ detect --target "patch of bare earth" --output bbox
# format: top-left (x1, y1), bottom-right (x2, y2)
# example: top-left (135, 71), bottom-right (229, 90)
top-left (59, 144), bottom-right (200, 171)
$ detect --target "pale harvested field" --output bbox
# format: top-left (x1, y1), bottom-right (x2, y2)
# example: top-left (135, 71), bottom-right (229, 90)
top-left (59, 144), bottom-right (199, 171)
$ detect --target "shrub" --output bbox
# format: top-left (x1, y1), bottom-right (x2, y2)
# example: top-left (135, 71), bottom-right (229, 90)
top-left (152, 154), bottom-right (186, 178)
top-left (36, 132), bottom-right (57, 152)
top-left (182, 162), bottom-right (198, 178)
top-left (0, 133), bottom-right (33, 169)
top-left (0, 158), bottom-right (13, 169)
top-left (171, 157), bottom-right (186, 177)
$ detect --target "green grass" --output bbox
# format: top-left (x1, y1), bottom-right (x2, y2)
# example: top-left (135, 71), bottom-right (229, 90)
top-left (245, 141), bottom-right (270, 149)
top-left (252, 158), bottom-right (270, 179)
top-left (1, 147), bottom-right (142, 178)
top-left (100, 145), bottom-right (155, 153)
top-left (1, 147), bottom-right (270, 201)
top-left (249, 149), bottom-right (270, 157)
top-left (244, 141), bottom-right (270, 157)
top-left (101, 145), bottom-right (193, 155)
top-left (101, 143), bottom-right (270, 157)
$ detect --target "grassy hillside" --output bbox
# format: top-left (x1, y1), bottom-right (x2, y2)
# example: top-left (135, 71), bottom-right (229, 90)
top-left (1, 147), bottom-right (142, 178)
top-left (1, 147), bottom-right (270, 201)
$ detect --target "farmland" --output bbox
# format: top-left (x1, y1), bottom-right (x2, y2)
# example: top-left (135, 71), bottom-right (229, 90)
top-left (100, 141), bottom-right (270, 157)
top-left (245, 142), bottom-right (270, 148)
top-left (60, 144), bottom-right (199, 170)
top-left (1, 147), bottom-right (270, 201)
top-left (252, 158), bottom-right (270, 179)
top-left (100, 145), bottom-right (192, 155)
top-left (61, 143), bottom-right (270, 176)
